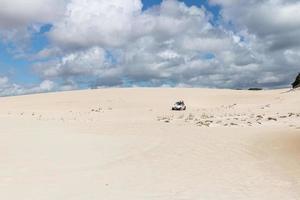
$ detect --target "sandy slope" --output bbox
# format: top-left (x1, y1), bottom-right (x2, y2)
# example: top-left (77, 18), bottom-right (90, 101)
top-left (0, 88), bottom-right (299, 200)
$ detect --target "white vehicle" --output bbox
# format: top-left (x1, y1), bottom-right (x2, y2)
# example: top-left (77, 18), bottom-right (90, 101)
top-left (172, 101), bottom-right (186, 111)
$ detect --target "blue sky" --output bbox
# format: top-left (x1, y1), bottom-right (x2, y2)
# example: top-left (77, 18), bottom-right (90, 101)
top-left (0, 0), bottom-right (220, 88)
top-left (0, 0), bottom-right (299, 95)
top-left (142, 0), bottom-right (220, 20)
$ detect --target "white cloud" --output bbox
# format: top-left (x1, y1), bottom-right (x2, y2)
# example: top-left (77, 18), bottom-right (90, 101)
top-left (49, 0), bottom-right (142, 49)
top-left (34, 47), bottom-right (109, 78)
top-left (0, 77), bottom-right (57, 96)
top-left (39, 0), bottom-right (266, 88)
top-left (0, 76), bottom-right (9, 86)
top-left (1, 0), bottom-right (300, 96)
top-left (39, 80), bottom-right (54, 91)
top-left (210, 0), bottom-right (300, 50)
top-left (0, 0), bottom-right (66, 28)
top-left (0, 0), bottom-right (68, 58)
top-left (208, 0), bottom-right (300, 87)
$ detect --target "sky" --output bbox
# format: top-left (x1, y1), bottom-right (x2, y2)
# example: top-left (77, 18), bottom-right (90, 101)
top-left (0, 0), bottom-right (299, 96)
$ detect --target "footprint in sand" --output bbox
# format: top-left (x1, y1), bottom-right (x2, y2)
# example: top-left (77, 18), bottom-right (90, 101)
top-left (256, 115), bottom-right (263, 119)
top-left (196, 121), bottom-right (211, 127)
top-left (267, 117), bottom-right (277, 121)
top-left (91, 108), bottom-right (102, 113)
top-left (288, 113), bottom-right (295, 117)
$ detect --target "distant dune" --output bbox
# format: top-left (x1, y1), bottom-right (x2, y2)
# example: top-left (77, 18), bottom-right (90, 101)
top-left (0, 88), bottom-right (300, 199)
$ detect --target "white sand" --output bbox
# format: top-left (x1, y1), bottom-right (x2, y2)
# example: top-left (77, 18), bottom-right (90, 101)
top-left (0, 88), bottom-right (299, 199)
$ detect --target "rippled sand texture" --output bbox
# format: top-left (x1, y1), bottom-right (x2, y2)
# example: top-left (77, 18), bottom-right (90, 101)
top-left (0, 88), bottom-right (299, 200)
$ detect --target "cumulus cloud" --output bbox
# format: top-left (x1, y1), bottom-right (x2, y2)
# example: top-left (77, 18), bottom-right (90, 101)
top-left (34, 47), bottom-right (107, 78)
top-left (1, 0), bottom-right (300, 96)
top-left (0, 76), bottom-right (9, 86)
top-left (0, 0), bottom-right (67, 59)
top-left (38, 80), bottom-right (55, 91)
top-left (0, 77), bottom-right (56, 96)
top-left (210, 0), bottom-right (300, 50)
top-left (209, 0), bottom-right (300, 87)
top-left (38, 0), bottom-right (258, 88)
top-left (0, 0), bottom-right (66, 28)
top-left (40, 0), bottom-right (280, 89)
top-left (49, 0), bottom-right (142, 49)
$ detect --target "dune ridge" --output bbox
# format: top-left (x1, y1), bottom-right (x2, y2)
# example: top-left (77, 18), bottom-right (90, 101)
top-left (0, 88), bottom-right (299, 199)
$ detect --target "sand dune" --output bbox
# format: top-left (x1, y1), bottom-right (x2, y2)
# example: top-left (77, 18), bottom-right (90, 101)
top-left (0, 88), bottom-right (300, 199)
